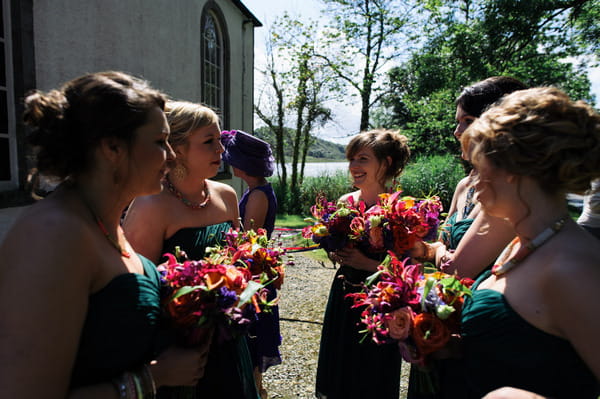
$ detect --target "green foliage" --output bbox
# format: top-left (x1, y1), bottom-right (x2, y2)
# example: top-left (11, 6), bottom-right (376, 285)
top-left (274, 214), bottom-right (308, 229)
top-left (399, 154), bottom-right (465, 211)
top-left (374, 0), bottom-right (599, 154)
top-left (270, 170), bottom-right (353, 215)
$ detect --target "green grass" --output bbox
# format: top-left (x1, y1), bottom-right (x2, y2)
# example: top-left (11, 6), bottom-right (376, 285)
top-left (274, 214), bottom-right (331, 263)
top-left (275, 213), bottom-right (309, 229)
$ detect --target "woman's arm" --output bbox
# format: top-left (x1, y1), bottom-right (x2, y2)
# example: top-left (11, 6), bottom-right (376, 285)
top-left (241, 189), bottom-right (268, 231)
top-left (0, 210), bottom-right (93, 398)
top-left (440, 211), bottom-right (514, 278)
top-left (334, 247), bottom-right (381, 272)
top-left (547, 242), bottom-right (600, 379)
top-left (446, 176), bottom-right (470, 221)
top-left (482, 387), bottom-right (548, 399)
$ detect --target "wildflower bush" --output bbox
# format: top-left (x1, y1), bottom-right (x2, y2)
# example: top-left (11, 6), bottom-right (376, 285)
top-left (271, 154), bottom-right (464, 215)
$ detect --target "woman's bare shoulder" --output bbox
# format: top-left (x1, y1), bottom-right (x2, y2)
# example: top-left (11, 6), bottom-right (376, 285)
top-left (208, 179), bottom-right (236, 194)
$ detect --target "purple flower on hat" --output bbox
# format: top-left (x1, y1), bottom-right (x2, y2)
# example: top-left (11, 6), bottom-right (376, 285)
top-left (221, 130), bottom-right (275, 177)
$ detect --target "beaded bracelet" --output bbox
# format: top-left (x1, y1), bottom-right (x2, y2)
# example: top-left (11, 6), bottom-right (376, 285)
top-left (112, 366), bottom-right (156, 399)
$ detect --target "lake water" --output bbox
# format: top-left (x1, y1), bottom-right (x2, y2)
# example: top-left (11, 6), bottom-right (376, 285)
top-left (276, 161), bottom-right (348, 177)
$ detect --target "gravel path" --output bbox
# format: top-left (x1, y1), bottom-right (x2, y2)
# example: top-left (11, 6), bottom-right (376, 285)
top-left (261, 252), bottom-right (410, 399)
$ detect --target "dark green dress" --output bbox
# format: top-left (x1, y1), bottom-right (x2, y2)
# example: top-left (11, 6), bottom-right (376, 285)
top-left (461, 271), bottom-right (599, 398)
top-left (70, 256), bottom-right (161, 388)
top-left (158, 222), bottom-right (259, 399)
top-left (316, 263), bottom-right (402, 399)
top-left (408, 212), bottom-right (477, 399)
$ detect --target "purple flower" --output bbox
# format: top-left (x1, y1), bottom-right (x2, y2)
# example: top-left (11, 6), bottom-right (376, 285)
top-left (216, 286), bottom-right (238, 309)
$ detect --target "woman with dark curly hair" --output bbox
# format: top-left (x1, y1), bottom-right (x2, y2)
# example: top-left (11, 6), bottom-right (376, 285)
top-left (0, 72), bottom-right (208, 398)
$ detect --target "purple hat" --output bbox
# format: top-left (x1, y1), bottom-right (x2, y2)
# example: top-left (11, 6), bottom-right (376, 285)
top-left (221, 130), bottom-right (275, 177)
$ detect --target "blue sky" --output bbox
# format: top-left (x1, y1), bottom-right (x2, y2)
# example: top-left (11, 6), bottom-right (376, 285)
top-left (243, 0), bottom-right (600, 144)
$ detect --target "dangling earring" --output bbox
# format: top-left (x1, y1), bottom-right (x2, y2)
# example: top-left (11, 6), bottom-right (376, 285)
top-left (171, 162), bottom-right (187, 180)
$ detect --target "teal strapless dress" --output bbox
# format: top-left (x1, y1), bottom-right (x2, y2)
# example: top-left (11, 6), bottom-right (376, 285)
top-left (461, 271), bottom-right (599, 398)
top-left (408, 212), bottom-right (477, 399)
top-left (439, 212), bottom-right (473, 250)
top-left (158, 222), bottom-right (259, 399)
top-left (70, 256), bottom-right (161, 388)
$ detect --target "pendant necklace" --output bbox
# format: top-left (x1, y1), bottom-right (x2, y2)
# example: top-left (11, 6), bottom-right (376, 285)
top-left (164, 176), bottom-right (211, 209)
top-left (95, 215), bottom-right (132, 258)
top-left (491, 217), bottom-right (567, 276)
top-left (81, 196), bottom-right (131, 258)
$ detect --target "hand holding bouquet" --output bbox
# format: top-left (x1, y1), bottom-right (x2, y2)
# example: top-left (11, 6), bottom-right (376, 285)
top-left (346, 253), bottom-right (473, 365)
top-left (303, 190), bottom-right (443, 257)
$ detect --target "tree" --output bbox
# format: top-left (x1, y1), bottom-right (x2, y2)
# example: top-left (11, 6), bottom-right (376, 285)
top-left (375, 0), bottom-right (600, 157)
top-left (317, 0), bottom-right (419, 131)
top-left (254, 14), bottom-right (336, 212)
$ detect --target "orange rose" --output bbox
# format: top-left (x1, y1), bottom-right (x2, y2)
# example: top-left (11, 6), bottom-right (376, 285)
top-left (411, 313), bottom-right (450, 355)
top-left (385, 306), bottom-right (414, 340)
top-left (223, 266), bottom-right (247, 294)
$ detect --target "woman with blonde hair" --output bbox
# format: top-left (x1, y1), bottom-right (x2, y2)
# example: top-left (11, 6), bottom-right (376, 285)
top-left (124, 101), bottom-right (259, 398)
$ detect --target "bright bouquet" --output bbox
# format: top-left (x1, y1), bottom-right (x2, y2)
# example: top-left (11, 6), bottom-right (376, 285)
top-left (346, 253), bottom-right (473, 365)
top-left (302, 190), bottom-right (443, 257)
top-left (212, 227), bottom-right (288, 312)
top-left (158, 247), bottom-right (262, 345)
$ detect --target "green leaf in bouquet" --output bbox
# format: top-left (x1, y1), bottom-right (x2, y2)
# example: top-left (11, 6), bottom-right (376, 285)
top-left (171, 285), bottom-right (206, 301)
top-left (365, 270), bottom-right (383, 286)
top-left (238, 280), bottom-right (264, 306)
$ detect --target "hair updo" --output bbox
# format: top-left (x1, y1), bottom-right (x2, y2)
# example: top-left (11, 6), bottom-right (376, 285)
top-left (456, 76), bottom-right (528, 118)
top-left (346, 128), bottom-right (410, 184)
top-left (24, 71), bottom-right (167, 179)
top-left (462, 87), bottom-right (600, 195)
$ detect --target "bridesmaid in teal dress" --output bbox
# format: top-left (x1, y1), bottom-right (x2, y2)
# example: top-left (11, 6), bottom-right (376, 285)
top-left (315, 129), bottom-right (411, 399)
top-left (0, 72), bottom-right (206, 398)
top-left (460, 87), bottom-right (600, 399)
top-left (124, 100), bottom-right (259, 399)
top-left (408, 76), bottom-right (527, 399)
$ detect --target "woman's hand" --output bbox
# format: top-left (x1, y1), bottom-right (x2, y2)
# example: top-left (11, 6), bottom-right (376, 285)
top-left (333, 247), bottom-right (380, 272)
top-left (150, 338), bottom-right (212, 387)
top-left (409, 241), bottom-right (446, 265)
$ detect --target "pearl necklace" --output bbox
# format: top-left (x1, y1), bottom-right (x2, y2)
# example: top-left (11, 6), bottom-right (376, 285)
top-left (165, 176), bottom-right (211, 209)
top-left (491, 217), bottom-right (567, 276)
